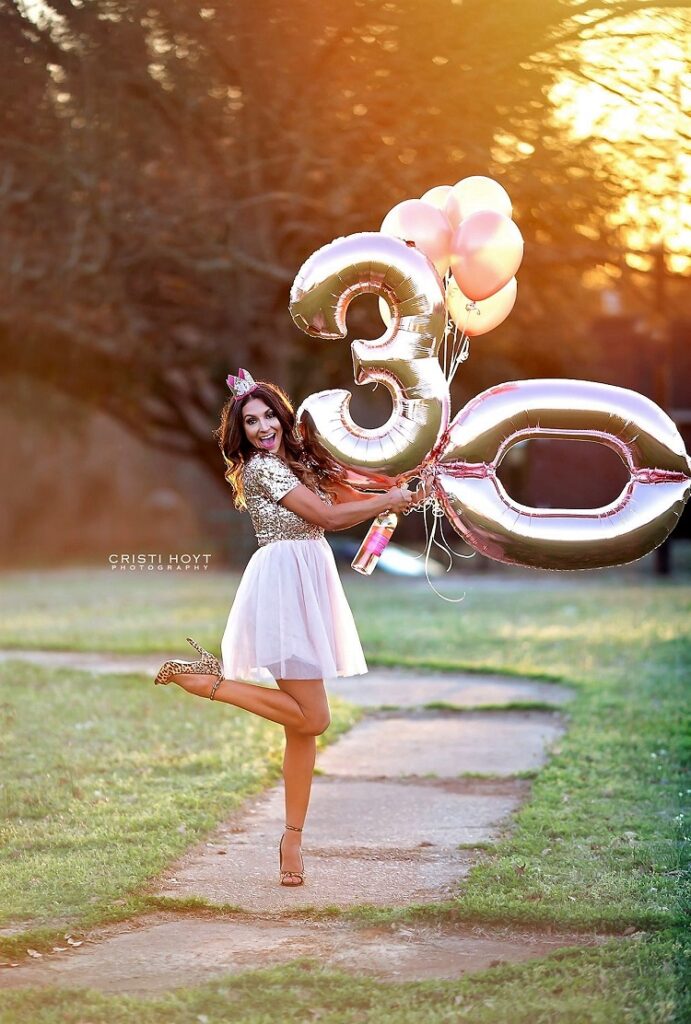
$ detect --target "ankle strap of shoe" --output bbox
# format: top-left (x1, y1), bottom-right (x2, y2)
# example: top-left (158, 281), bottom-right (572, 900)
top-left (209, 675), bottom-right (224, 701)
top-left (285, 824), bottom-right (303, 832)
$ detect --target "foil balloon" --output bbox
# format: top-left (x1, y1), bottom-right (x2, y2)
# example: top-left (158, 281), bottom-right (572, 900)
top-left (431, 379), bottom-right (691, 570)
top-left (290, 232), bottom-right (450, 486)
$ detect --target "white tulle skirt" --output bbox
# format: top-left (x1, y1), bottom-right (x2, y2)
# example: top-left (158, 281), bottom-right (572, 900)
top-left (220, 537), bottom-right (368, 682)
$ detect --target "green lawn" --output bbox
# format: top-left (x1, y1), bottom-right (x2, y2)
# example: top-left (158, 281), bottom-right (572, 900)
top-left (0, 566), bottom-right (689, 1022)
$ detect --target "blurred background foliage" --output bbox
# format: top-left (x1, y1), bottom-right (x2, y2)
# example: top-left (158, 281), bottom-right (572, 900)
top-left (0, 0), bottom-right (689, 565)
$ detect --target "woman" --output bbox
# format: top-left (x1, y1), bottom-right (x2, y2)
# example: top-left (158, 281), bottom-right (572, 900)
top-left (154, 370), bottom-right (416, 887)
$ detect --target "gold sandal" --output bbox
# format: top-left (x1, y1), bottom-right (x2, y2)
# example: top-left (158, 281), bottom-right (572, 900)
top-left (279, 824), bottom-right (305, 886)
top-left (154, 637), bottom-right (224, 699)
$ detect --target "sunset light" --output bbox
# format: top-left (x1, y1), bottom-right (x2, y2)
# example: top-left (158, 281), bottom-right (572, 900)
top-left (550, 10), bottom-right (691, 274)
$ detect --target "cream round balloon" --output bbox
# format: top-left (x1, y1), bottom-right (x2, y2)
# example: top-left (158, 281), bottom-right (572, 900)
top-left (420, 184), bottom-right (453, 211)
top-left (446, 175), bottom-right (513, 229)
top-left (446, 277), bottom-right (517, 337)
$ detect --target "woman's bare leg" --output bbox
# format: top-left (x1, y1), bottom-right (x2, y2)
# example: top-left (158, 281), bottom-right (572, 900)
top-left (167, 672), bottom-right (320, 732)
top-left (276, 678), bottom-right (330, 883)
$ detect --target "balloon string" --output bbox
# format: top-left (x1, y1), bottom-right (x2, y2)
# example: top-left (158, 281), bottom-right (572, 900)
top-left (439, 512), bottom-right (476, 559)
top-left (443, 294), bottom-right (478, 387)
top-left (442, 270), bottom-right (452, 376)
top-left (404, 495), bottom-right (469, 603)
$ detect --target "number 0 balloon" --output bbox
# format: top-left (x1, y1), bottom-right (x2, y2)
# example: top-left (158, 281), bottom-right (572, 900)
top-left (431, 379), bottom-right (691, 569)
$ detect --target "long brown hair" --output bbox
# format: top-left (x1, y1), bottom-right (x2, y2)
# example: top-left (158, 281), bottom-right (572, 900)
top-left (212, 381), bottom-right (346, 509)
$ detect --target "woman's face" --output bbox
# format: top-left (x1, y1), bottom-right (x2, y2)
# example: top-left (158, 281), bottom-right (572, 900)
top-left (242, 397), bottom-right (285, 456)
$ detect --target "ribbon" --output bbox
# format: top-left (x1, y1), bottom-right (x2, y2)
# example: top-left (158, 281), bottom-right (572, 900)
top-left (403, 488), bottom-right (473, 603)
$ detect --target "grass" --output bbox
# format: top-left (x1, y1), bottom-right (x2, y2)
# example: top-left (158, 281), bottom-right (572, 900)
top-left (0, 565), bottom-right (689, 1021)
top-left (0, 932), bottom-right (688, 1024)
top-left (0, 660), bottom-right (359, 955)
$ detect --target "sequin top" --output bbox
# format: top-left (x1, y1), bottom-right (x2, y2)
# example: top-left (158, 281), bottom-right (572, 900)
top-left (242, 452), bottom-right (331, 547)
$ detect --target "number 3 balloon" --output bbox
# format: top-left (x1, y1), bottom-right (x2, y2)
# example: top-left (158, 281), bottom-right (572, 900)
top-left (290, 233), bottom-right (691, 570)
top-left (290, 232), bottom-right (450, 486)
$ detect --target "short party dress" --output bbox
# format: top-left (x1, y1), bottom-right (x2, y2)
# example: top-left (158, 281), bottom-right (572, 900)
top-left (220, 451), bottom-right (368, 682)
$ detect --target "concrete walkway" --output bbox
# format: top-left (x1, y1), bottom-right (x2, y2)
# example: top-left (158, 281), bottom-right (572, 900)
top-left (0, 651), bottom-right (588, 993)
top-left (0, 648), bottom-right (571, 708)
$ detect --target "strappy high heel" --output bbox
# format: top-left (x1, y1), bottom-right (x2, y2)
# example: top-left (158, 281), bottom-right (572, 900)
top-left (279, 824), bottom-right (305, 886)
top-left (154, 636), bottom-right (224, 698)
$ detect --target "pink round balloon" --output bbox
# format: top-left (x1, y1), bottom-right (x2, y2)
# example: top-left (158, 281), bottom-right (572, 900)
top-left (450, 211), bottom-right (524, 302)
top-left (446, 175), bottom-right (512, 229)
top-left (381, 199), bottom-right (452, 277)
top-left (446, 277), bottom-right (517, 337)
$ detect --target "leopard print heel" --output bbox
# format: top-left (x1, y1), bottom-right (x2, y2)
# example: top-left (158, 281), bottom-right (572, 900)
top-left (154, 636), bottom-right (223, 695)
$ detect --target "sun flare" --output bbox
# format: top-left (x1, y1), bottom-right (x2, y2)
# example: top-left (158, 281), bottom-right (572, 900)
top-left (549, 11), bottom-right (691, 274)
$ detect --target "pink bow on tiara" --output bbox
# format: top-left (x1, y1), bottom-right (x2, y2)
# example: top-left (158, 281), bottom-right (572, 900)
top-left (226, 368), bottom-right (258, 399)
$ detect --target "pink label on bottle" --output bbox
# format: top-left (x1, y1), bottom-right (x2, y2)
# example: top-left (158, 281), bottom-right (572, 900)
top-left (364, 529), bottom-right (391, 557)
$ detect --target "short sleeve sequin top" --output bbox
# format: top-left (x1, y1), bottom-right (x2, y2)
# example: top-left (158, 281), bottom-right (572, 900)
top-left (242, 452), bottom-right (330, 547)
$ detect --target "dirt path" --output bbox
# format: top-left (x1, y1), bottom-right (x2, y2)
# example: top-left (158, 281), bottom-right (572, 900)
top-left (1, 653), bottom-right (595, 994)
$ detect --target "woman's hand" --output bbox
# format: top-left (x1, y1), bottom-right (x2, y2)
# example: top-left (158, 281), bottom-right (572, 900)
top-left (411, 475), bottom-right (435, 505)
top-left (385, 485), bottom-right (415, 513)
top-left (391, 472), bottom-right (435, 510)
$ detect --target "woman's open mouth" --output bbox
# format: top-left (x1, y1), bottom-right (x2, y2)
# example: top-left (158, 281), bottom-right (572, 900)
top-left (259, 433), bottom-right (277, 449)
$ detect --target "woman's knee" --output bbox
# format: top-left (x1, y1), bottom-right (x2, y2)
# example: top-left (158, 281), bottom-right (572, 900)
top-left (298, 709), bottom-right (331, 736)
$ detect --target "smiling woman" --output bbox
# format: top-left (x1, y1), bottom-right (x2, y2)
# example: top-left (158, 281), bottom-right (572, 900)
top-left (242, 397), bottom-right (284, 455)
top-left (153, 370), bottom-right (415, 887)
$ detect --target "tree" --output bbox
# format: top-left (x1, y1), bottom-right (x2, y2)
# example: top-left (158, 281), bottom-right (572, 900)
top-left (1, 0), bottom-right (688, 477)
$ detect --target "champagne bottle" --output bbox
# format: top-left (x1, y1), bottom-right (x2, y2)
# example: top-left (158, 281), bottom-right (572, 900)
top-left (351, 511), bottom-right (398, 576)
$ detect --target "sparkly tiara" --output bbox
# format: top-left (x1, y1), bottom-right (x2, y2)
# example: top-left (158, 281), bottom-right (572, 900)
top-left (226, 368), bottom-right (258, 399)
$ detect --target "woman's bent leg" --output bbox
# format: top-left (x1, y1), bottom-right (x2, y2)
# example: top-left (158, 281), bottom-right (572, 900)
top-left (170, 673), bottom-right (324, 732)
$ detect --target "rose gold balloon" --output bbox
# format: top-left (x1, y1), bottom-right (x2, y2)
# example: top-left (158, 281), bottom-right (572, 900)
top-left (446, 277), bottom-right (517, 337)
top-left (378, 295), bottom-right (393, 328)
top-left (450, 211), bottom-right (524, 302)
top-left (430, 379), bottom-right (691, 569)
top-left (381, 199), bottom-right (453, 276)
top-left (446, 175), bottom-right (513, 229)
top-left (290, 232), bottom-right (450, 485)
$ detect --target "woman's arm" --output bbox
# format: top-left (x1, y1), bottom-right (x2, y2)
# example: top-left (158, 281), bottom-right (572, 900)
top-left (330, 479), bottom-right (381, 504)
top-left (280, 482), bottom-right (413, 531)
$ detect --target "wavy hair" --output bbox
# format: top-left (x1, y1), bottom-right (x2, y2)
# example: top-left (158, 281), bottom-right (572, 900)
top-left (212, 381), bottom-right (346, 509)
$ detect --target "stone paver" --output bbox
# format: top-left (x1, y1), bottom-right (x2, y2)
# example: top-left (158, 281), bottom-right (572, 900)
top-left (319, 711), bottom-right (564, 778)
top-left (330, 668), bottom-right (573, 708)
top-left (0, 916), bottom-right (605, 995)
top-left (155, 777), bottom-right (526, 911)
